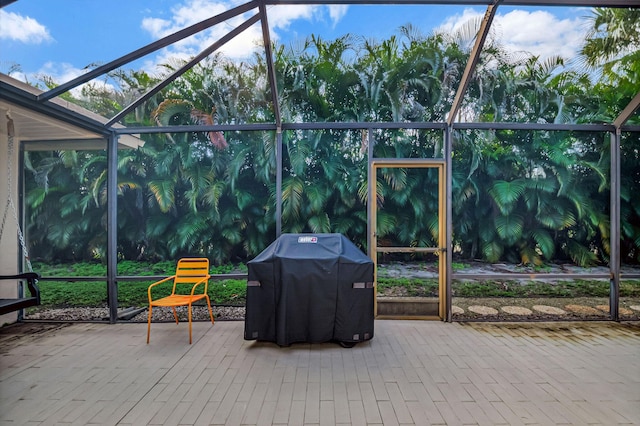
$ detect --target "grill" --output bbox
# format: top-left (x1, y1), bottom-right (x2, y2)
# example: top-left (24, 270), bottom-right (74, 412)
top-left (244, 233), bottom-right (375, 347)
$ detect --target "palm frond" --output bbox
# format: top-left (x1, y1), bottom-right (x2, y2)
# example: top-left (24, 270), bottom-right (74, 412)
top-left (153, 99), bottom-right (191, 125)
top-left (488, 179), bottom-right (526, 215)
top-left (148, 179), bottom-right (176, 213)
top-left (481, 240), bottom-right (503, 263)
top-left (494, 213), bottom-right (524, 245)
top-left (282, 176), bottom-right (304, 221)
top-left (308, 213), bottom-right (331, 233)
top-left (190, 108), bottom-right (228, 150)
top-left (305, 185), bottom-right (328, 214)
top-left (530, 228), bottom-right (555, 259)
top-left (563, 240), bottom-right (598, 267)
top-left (519, 246), bottom-right (543, 266)
top-left (202, 181), bottom-right (225, 216)
top-left (145, 214), bottom-right (172, 238)
top-left (375, 211), bottom-right (397, 237)
top-left (58, 150), bottom-right (79, 168)
top-left (221, 226), bottom-right (243, 245)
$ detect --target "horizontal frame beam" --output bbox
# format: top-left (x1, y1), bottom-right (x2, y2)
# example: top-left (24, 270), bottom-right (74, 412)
top-left (113, 121), bottom-right (617, 135)
top-left (0, 81), bottom-right (111, 136)
top-left (264, 0), bottom-right (640, 6)
top-left (452, 122), bottom-right (615, 132)
top-left (37, 271), bottom-right (640, 283)
top-left (115, 123), bottom-right (277, 134)
top-left (38, 273), bottom-right (248, 282)
top-left (452, 273), bottom-right (610, 280)
top-left (376, 247), bottom-right (444, 253)
top-left (372, 158), bottom-right (446, 167)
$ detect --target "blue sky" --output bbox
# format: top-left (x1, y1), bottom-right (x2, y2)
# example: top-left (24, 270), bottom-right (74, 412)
top-left (0, 0), bottom-right (590, 90)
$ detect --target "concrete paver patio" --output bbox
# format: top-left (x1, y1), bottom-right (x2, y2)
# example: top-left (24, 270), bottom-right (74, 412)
top-left (1, 320), bottom-right (638, 425)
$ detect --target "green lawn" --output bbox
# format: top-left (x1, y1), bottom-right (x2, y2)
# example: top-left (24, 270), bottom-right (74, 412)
top-left (29, 261), bottom-right (640, 308)
top-left (32, 261), bottom-right (248, 308)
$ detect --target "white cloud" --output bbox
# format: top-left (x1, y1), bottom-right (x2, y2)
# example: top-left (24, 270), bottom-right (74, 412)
top-left (327, 5), bottom-right (349, 26)
top-left (35, 62), bottom-right (115, 97)
top-left (142, 0), bottom-right (230, 39)
top-left (497, 10), bottom-right (584, 63)
top-left (140, 0), bottom-right (265, 63)
top-left (437, 8), bottom-right (586, 64)
top-left (37, 62), bottom-right (86, 84)
top-left (0, 10), bottom-right (52, 44)
top-left (438, 8), bottom-right (483, 36)
top-left (138, 0), bottom-right (350, 68)
top-left (141, 17), bottom-right (172, 39)
top-left (267, 5), bottom-right (316, 32)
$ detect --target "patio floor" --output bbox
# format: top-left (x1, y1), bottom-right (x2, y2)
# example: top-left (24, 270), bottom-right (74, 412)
top-left (1, 320), bottom-right (638, 425)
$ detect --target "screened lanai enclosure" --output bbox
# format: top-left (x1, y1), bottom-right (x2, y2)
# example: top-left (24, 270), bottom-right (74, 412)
top-left (0, 0), bottom-right (639, 324)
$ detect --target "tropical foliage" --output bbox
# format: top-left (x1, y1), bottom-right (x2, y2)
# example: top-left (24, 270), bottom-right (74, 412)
top-left (23, 8), bottom-right (640, 266)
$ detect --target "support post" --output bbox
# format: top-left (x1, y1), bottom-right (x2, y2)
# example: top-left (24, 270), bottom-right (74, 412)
top-left (367, 130), bottom-right (376, 316)
top-left (17, 142), bottom-right (25, 321)
top-left (445, 126), bottom-right (453, 322)
top-left (367, 129), bottom-right (373, 254)
top-left (609, 129), bottom-right (621, 321)
top-left (276, 129), bottom-right (283, 237)
top-left (260, 1), bottom-right (283, 238)
top-left (107, 132), bottom-right (118, 324)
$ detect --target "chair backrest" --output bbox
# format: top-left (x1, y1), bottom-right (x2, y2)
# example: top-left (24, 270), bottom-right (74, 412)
top-left (172, 258), bottom-right (210, 294)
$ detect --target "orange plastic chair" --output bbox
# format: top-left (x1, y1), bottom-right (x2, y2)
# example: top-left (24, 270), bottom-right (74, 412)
top-left (147, 258), bottom-right (214, 344)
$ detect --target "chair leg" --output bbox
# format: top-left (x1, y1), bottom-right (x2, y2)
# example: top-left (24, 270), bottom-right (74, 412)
top-left (188, 303), bottom-right (193, 344)
top-left (171, 307), bottom-right (179, 324)
top-left (147, 305), bottom-right (153, 344)
top-left (205, 295), bottom-right (215, 325)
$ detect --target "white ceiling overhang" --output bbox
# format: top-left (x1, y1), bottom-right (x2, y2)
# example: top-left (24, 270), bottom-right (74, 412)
top-left (0, 74), bottom-right (143, 151)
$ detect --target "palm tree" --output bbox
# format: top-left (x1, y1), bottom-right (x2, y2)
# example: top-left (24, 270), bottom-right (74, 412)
top-left (579, 7), bottom-right (640, 264)
top-left (580, 8), bottom-right (640, 74)
top-left (144, 57), bottom-right (279, 262)
top-left (23, 19), bottom-right (637, 267)
top-left (24, 150), bottom-right (107, 261)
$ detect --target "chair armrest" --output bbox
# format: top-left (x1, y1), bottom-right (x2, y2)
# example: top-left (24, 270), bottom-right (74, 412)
top-left (189, 276), bottom-right (211, 296)
top-left (148, 275), bottom-right (176, 301)
top-left (0, 272), bottom-right (41, 301)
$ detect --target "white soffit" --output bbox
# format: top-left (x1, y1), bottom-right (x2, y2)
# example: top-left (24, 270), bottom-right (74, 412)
top-left (0, 74), bottom-right (143, 150)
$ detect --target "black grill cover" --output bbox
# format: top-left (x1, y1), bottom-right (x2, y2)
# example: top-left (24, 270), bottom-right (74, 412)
top-left (244, 233), bottom-right (374, 346)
